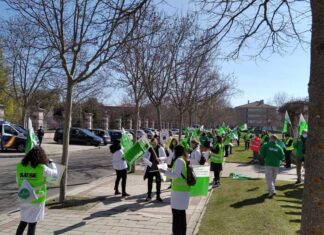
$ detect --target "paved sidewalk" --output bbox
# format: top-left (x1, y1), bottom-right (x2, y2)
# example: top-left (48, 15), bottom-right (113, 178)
top-left (0, 169), bottom-right (210, 235)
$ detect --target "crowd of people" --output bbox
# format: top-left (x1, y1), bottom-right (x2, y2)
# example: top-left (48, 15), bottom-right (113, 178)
top-left (15, 126), bottom-right (307, 235)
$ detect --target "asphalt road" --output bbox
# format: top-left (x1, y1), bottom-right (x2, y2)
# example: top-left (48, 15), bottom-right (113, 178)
top-left (0, 146), bottom-right (114, 214)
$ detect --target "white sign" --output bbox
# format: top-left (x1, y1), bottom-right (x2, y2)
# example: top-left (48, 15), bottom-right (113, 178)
top-left (192, 165), bottom-right (210, 177)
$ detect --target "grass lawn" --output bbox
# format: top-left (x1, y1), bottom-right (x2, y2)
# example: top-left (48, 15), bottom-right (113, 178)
top-left (226, 142), bottom-right (253, 164)
top-left (198, 178), bottom-right (303, 235)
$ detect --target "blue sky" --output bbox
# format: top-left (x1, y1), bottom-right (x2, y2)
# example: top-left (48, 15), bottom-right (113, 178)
top-left (0, 1), bottom-right (310, 107)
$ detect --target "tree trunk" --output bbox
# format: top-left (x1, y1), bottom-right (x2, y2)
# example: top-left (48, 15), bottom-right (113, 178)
top-left (300, 1), bottom-right (324, 234)
top-left (156, 104), bottom-right (162, 131)
top-left (59, 81), bottom-right (73, 203)
top-left (130, 102), bottom-right (140, 173)
top-left (188, 109), bottom-right (193, 127)
top-left (178, 111), bottom-right (183, 142)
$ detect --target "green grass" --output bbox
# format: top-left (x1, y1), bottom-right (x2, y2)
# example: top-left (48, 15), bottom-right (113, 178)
top-left (226, 143), bottom-right (253, 164)
top-left (198, 178), bottom-right (303, 235)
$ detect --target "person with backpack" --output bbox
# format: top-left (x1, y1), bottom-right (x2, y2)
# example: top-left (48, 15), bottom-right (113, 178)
top-left (110, 140), bottom-right (130, 197)
top-left (142, 137), bottom-right (167, 202)
top-left (209, 135), bottom-right (225, 187)
top-left (16, 146), bottom-right (58, 235)
top-left (36, 126), bottom-right (45, 147)
top-left (160, 145), bottom-right (191, 235)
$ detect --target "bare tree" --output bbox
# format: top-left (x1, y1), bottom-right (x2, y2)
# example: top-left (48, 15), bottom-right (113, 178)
top-left (195, 1), bottom-right (323, 233)
top-left (0, 17), bottom-right (58, 126)
top-left (4, 0), bottom-right (150, 202)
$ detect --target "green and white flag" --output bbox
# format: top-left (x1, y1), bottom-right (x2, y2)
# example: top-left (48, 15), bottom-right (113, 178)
top-left (282, 111), bottom-right (291, 133)
top-left (190, 165), bottom-right (210, 197)
top-left (124, 138), bottom-right (150, 167)
top-left (298, 114), bottom-right (308, 135)
top-left (239, 123), bottom-right (247, 131)
top-left (24, 118), bottom-right (38, 155)
top-left (120, 128), bottom-right (133, 152)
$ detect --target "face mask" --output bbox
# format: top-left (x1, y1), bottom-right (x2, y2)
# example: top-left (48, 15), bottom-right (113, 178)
top-left (302, 134), bottom-right (307, 138)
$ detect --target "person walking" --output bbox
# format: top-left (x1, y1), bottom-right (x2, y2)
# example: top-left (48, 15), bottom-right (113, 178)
top-left (209, 135), bottom-right (225, 187)
top-left (142, 137), bottom-right (167, 202)
top-left (160, 145), bottom-right (190, 235)
top-left (16, 146), bottom-right (58, 235)
top-left (36, 126), bottom-right (45, 147)
top-left (283, 133), bottom-right (294, 168)
top-left (293, 130), bottom-right (307, 184)
top-left (223, 134), bottom-right (231, 157)
top-left (260, 135), bottom-right (284, 198)
top-left (110, 140), bottom-right (130, 197)
top-left (244, 132), bottom-right (252, 150)
top-left (237, 130), bottom-right (241, 146)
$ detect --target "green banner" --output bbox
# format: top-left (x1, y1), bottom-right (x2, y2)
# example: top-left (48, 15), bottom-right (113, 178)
top-left (124, 139), bottom-right (150, 167)
top-left (190, 166), bottom-right (210, 197)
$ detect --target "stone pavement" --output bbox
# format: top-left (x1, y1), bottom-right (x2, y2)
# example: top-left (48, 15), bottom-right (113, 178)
top-left (0, 161), bottom-right (302, 235)
top-left (0, 168), bottom-right (211, 235)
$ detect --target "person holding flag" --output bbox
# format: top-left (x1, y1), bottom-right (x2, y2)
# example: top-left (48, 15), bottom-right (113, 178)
top-left (283, 133), bottom-right (294, 168)
top-left (294, 130), bottom-right (307, 184)
top-left (16, 119), bottom-right (58, 235)
top-left (209, 135), bottom-right (225, 187)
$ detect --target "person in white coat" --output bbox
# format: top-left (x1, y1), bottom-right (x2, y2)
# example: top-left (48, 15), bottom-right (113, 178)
top-left (160, 145), bottom-right (190, 235)
top-left (110, 140), bottom-right (130, 197)
top-left (142, 137), bottom-right (167, 202)
top-left (16, 146), bottom-right (58, 235)
top-left (189, 138), bottom-right (202, 165)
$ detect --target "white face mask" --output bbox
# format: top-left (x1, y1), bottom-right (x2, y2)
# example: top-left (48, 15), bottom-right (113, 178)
top-left (302, 134), bottom-right (307, 138)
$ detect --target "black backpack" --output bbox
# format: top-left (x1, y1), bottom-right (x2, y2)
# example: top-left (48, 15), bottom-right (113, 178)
top-left (181, 161), bottom-right (196, 186)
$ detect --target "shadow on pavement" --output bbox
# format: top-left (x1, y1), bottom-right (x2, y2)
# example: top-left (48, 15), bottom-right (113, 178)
top-left (230, 193), bottom-right (268, 208)
top-left (54, 222), bottom-right (86, 235)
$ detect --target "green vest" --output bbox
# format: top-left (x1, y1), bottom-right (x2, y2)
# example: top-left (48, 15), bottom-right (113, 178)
top-left (171, 158), bottom-right (190, 192)
top-left (285, 137), bottom-right (294, 151)
top-left (16, 163), bottom-right (47, 204)
top-left (209, 143), bottom-right (224, 164)
top-left (224, 136), bottom-right (231, 145)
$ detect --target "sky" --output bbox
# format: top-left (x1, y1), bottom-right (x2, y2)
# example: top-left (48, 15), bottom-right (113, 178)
top-left (0, 1), bottom-right (310, 107)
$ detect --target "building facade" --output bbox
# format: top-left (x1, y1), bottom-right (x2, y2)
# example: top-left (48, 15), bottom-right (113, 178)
top-left (235, 100), bottom-right (279, 129)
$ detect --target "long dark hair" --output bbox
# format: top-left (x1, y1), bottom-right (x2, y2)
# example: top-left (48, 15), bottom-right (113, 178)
top-left (169, 138), bottom-right (179, 151)
top-left (110, 139), bottom-right (121, 154)
top-left (174, 145), bottom-right (185, 160)
top-left (22, 146), bottom-right (49, 168)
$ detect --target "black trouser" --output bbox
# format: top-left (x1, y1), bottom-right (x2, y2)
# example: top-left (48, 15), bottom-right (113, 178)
top-left (211, 163), bottom-right (222, 183)
top-left (172, 209), bottom-right (186, 235)
top-left (38, 137), bottom-right (43, 146)
top-left (245, 141), bottom-right (250, 150)
top-left (147, 171), bottom-right (161, 198)
top-left (229, 144), bottom-right (233, 154)
top-left (284, 150), bottom-right (292, 168)
top-left (114, 169), bottom-right (127, 193)
top-left (16, 221), bottom-right (37, 235)
top-left (237, 139), bottom-right (240, 146)
top-left (225, 145), bottom-right (229, 157)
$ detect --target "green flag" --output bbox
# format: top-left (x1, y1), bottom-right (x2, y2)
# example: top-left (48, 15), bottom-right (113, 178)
top-left (124, 138), bottom-right (150, 167)
top-left (298, 114), bottom-right (308, 135)
top-left (120, 129), bottom-right (133, 152)
top-left (282, 111), bottom-right (291, 133)
top-left (239, 123), bottom-right (247, 131)
top-left (24, 118), bottom-right (38, 155)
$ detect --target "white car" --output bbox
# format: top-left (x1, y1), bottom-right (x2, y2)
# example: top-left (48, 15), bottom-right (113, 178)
top-left (136, 130), bottom-right (147, 139)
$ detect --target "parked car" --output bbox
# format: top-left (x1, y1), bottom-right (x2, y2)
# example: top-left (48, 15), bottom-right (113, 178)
top-left (136, 130), bottom-right (146, 139)
top-left (0, 121), bottom-right (29, 152)
top-left (89, 129), bottom-right (111, 145)
top-left (108, 130), bottom-right (134, 142)
top-left (54, 127), bottom-right (103, 146)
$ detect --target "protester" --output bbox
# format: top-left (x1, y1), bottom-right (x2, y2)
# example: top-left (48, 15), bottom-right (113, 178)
top-left (142, 137), bottom-right (167, 202)
top-left (36, 126), bottom-right (45, 147)
top-left (284, 133), bottom-right (294, 168)
top-left (244, 132), bottom-right (252, 150)
top-left (166, 138), bottom-right (178, 168)
top-left (294, 130), bottom-right (307, 184)
top-left (16, 146), bottom-right (58, 235)
top-left (250, 134), bottom-right (261, 163)
top-left (223, 134), bottom-right (231, 157)
top-left (110, 140), bottom-right (130, 197)
top-left (261, 131), bottom-right (270, 146)
top-left (160, 145), bottom-right (190, 235)
top-left (260, 135), bottom-right (284, 198)
top-left (189, 138), bottom-right (201, 165)
top-left (237, 130), bottom-right (241, 146)
top-left (209, 135), bottom-right (225, 187)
